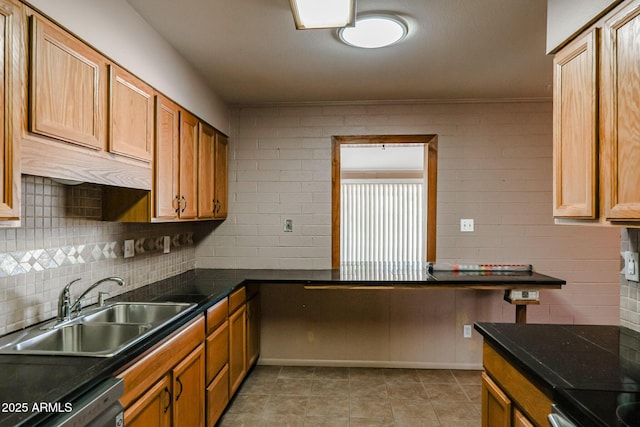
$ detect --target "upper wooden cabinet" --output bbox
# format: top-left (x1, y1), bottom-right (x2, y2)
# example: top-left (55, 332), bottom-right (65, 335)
top-left (552, 0), bottom-right (640, 225)
top-left (602, 0), bottom-right (640, 220)
top-left (197, 124), bottom-right (228, 220)
top-left (553, 29), bottom-right (599, 219)
top-left (197, 122), bottom-right (215, 219)
top-left (109, 64), bottom-right (154, 162)
top-left (214, 132), bottom-right (229, 219)
top-left (179, 110), bottom-right (198, 219)
top-left (29, 14), bottom-right (106, 150)
top-left (22, 10), bottom-right (151, 190)
top-left (0, 0), bottom-right (22, 225)
top-left (154, 95), bottom-right (180, 220)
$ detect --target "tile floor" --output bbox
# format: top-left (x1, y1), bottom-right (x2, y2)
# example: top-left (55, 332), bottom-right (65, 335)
top-left (217, 366), bottom-right (482, 426)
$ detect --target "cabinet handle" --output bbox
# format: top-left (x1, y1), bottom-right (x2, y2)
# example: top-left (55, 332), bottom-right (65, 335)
top-left (212, 199), bottom-right (216, 214)
top-left (174, 195), bottom-right (180, 213)
top-left (163, 386), bottom-right (172, 413)
top-left (175, 377), bottom-right (183, 401)
top-left (181, 196), bottom-right (187, 213)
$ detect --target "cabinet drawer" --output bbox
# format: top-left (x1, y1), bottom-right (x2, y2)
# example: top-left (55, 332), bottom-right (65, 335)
top-left (206, 364), bottom-right (229, 427)
top-left (229, 287), bottom-right (246, 313)
top-left (206, 298), bottom-right (228, 334)
top-left (483, 343), bottom-right (552, 426)
top-left (206, 319), bottom-right (229, 384)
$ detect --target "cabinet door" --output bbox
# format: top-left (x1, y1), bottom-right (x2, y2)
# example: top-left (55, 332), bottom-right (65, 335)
top-left (206, 364), bottom-right (229, 427)
top-left (179, 110), bottom-right (198, 219)
top-left (154, 95), bottom-right (179, 219)
top-left (481, 372), bottom-right (511, 427)
top-left (173, 343), bottom-right (205, 427)
top-left (125, 375), bottom-right (172, 427)
top-left (513, 407), bottom-right (535, 427)
top-left (197, 122), bottom-right (215, 219)
top-left (246, 294), bottom-right (260, 368)
top-left (603, 1), bottom-right (640, 219)
top-left (552, 29), bottom-right (599, 219)
top-left (0, 0), bottom-right (20, 221)
top-left (29, 14), bottom-right (106, 150)
top-left (213, 132), bottom-right (229, 219)
top-left (109, 64), bottom-right (153, 162)
top-left (229, 304), bottom-right (247, 395)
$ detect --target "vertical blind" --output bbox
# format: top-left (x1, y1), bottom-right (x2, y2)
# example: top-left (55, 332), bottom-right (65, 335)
top-left (340, 181), bottom-right (425, 264)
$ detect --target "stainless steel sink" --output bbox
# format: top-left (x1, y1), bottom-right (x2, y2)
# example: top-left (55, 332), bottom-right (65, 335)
top-left (82, 302), bottom-right (193, 325)
top-left (0, 302), bottom-right (196, 357)
top-left (11, 323), bottom-right (152, 357)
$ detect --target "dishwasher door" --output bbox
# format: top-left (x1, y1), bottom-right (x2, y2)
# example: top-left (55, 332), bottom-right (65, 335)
top-left (41, 377), bottom-right (124, 427)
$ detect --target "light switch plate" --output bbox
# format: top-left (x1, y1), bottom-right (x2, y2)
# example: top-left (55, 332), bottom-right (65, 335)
top-left (163, 236), bottom-right (170, 254)
top-left (284, 219), bottom-right (293, 232)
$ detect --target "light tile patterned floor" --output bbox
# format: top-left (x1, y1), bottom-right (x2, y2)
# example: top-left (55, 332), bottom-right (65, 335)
top-left (218, 366), bottom-right (482, 426)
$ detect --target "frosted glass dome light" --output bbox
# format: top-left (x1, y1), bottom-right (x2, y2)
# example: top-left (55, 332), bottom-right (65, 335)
top-left (339, 15), bottom-right (408, 48)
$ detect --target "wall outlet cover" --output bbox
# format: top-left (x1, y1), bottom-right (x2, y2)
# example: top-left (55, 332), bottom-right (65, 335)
top-left (625, 251), bottom-right (640, 282)
top-left (460, 218), bottom-right (474, 232)
top-left (124, 239), bottom-right (135, 258)
top-left (163, 236), bottom-right (170, 254)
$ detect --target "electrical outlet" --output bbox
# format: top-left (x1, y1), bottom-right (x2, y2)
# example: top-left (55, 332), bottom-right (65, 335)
top-left (163, 236), bottom-right (170, 254)
top-left (463, 324), bottom-right (472, 338)
top-left (625, 251), bottom-right (640, 282)
top-left (284, 219), bottom-right (293, 232)
top-left (460, 218), bottom-right (474, 232)
top-left (124, 239), bottom-right (135, 258)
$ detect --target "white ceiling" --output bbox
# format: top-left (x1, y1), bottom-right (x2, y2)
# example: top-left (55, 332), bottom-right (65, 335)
top-left (126, 0), bottom-right (553, 105)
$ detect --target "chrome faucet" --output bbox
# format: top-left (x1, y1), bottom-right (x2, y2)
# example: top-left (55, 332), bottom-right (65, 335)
top-left (57, 277), bottom-right (125, 322)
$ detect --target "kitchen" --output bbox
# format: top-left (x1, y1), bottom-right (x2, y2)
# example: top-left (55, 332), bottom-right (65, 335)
top-left (0, 0), bottom-right (637, 426)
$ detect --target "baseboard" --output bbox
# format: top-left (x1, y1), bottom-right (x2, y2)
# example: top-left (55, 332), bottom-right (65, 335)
top-left (257, 357), bottom-right (483, 370)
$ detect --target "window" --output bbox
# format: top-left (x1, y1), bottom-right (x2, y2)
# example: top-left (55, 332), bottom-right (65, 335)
top-left (331, 135), bottom-right (438, 268)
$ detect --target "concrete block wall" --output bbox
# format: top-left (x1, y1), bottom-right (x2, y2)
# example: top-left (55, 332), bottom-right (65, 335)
top-left (195, 100), bottom-right (622, 367)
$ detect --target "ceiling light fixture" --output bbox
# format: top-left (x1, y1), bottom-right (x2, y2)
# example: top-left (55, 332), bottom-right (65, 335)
top-left (338, 14), bottom-right (408, 48)
top-left (289, 0), bottom-right (356, 30)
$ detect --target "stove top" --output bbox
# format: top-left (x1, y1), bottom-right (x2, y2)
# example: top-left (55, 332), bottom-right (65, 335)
top-left (561, 389), bottom-right (640, 426)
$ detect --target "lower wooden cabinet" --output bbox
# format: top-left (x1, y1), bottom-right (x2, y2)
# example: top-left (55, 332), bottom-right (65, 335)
top-left (117, 317), bottom-right (205, 426)
top-left (116, 289), bottom-right (260, 427)
top-left (125, 375), bottom-right (172, 427)
top-left (172, 344), bottom-right (205, 427)
top-left (229, 294), bottom-right (247, 395)
top-left (481, 343), bottom-right (552, 427)
top-left (481, 372), bottom-right (511, 427)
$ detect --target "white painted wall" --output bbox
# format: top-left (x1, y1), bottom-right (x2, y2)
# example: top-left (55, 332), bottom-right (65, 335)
top-left (25, 0), bottom-right (230, 134)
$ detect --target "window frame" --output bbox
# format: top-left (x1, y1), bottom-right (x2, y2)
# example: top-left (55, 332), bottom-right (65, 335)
top-left (331, 134), bottom-right (438, 268)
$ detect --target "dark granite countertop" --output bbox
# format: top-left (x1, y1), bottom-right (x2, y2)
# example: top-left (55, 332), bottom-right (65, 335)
top-left (0, 267), bottom-right (564, 426)
top-left (475, 322), bottom-right (640, 426)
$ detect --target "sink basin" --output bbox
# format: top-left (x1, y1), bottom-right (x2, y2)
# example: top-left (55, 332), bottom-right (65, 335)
top-left (0, 301), bottom-right (196, 357)
top-left (82, 302), bottom-right (194, 325)
top-left (11, 323), bottom-right (152, 357)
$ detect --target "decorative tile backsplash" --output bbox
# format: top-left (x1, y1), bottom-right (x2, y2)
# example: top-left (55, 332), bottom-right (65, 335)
top-left (0, 175), bottom-right (197, 335)
top-left (0, 232), bottom-right (194, 277)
